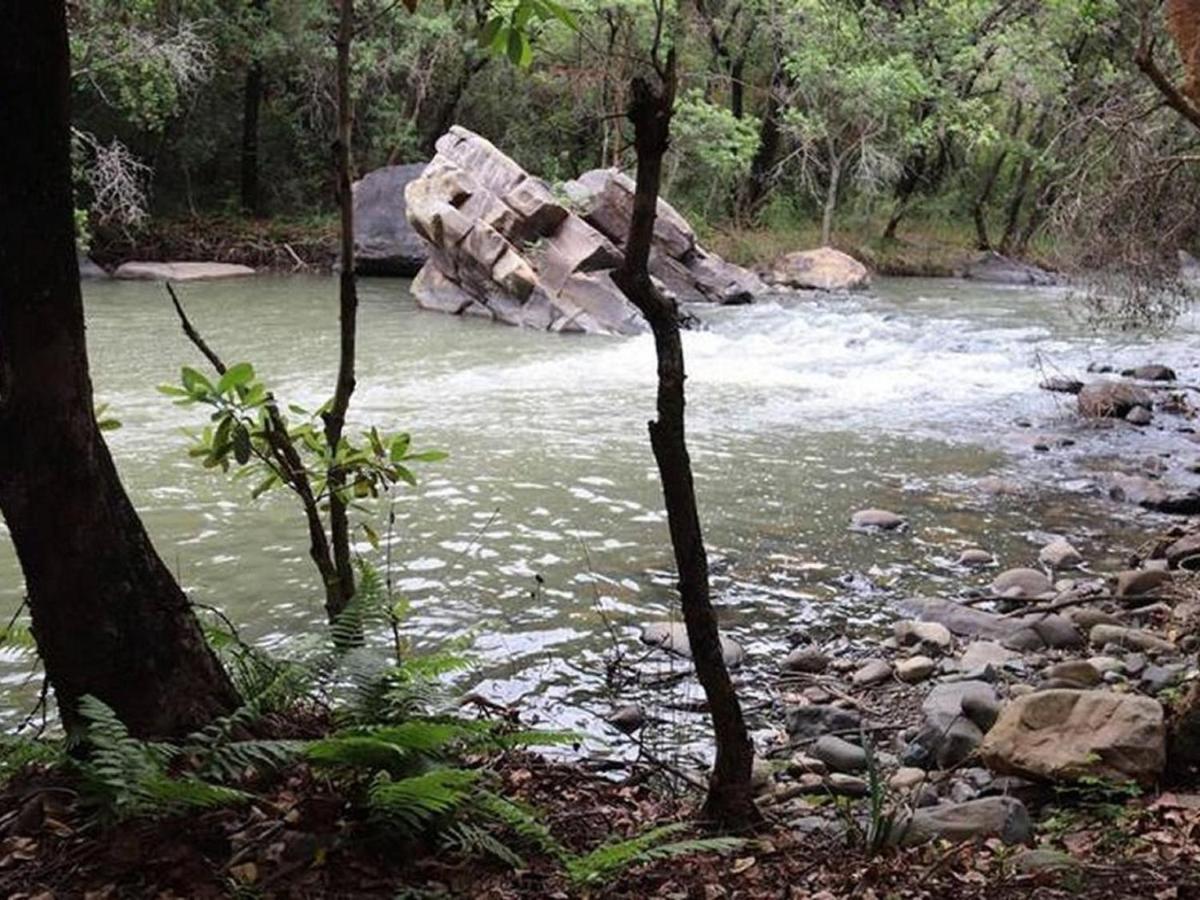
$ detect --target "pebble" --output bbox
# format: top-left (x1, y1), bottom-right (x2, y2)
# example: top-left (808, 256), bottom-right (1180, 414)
top-left (605, 704), bottom-right (645, 734)
top-left (1042, 660), bottom-right (1101, 687)
top-left (783, 646), bottom-right (830, 674)
top-left (1126, 406), bottom-right (1153, 426)
top-left (1039, 538), bottom-right (1084, 570)
top-left (894, 620), bottom-right (952, 654)
top-left (958, 548), bottom-right (994, 567)
top-left (812, 735), bottom-right (868, 773)
top-left (990, 567), bottom-right (1054, 600)
top-left (827, 773), bottom-right (869, 797)
top-left (787, 753), bottom-right (829, 776)
top-left (889, 767), bottom-right (926, 790)
top-left (850, 508), bottom-right (906, 531)
top-left (851, 658), bottom-right (893, 686)
top-left (896, 655), bottom-right (936, 683)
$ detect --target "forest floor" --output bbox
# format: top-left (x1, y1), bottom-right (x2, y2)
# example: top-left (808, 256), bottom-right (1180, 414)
top-left (2, 750), bottom-right (1199, 899)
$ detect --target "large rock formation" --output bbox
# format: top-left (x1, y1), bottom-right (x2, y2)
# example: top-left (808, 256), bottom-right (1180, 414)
top-left (353, 163), bottom-right (429, 276)
top-left (403, 127), bottom-right (766, 335)
top-left (980, 690), bottom-right (1166, 785)
top-left (963, 251), bottom-right (1057, 286)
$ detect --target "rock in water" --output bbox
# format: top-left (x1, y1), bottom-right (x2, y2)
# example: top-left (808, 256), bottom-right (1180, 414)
top-left (990, 568), bottom-right (1053, 600)
top-left (1121, 364), bottom-right (1177, 382)
top-left (767, 247), bottom-right (871, 291)
top-left (1039, 376), bottom-right (1083, 394)
top-left (1038, 538), bottom-right (1083, 570)
top-left (639, 621), bottom-right (744, 668)
top-left (353, 163), bottom-right (429, 276)
top-left (404, 129), bottom-right (765, 335)
top-left (605, 704), bottom-right (645, 734)
top-left (957, 548), bottom-right (994, 567)
top-left (963, 250), bottom-right (1056, 285)
top-left (113, 261), bottom-right (256, 281)
top-left (78, 252), bottom-right (107, 279)
top-left (980, 690), bottom-right (1166, 784)
top-left (561, 169), bottom-right (767, 305)
top-left (1077, 381), bottom-right (1153, 418)
top-left (850, 508), bottom-right (906, 531)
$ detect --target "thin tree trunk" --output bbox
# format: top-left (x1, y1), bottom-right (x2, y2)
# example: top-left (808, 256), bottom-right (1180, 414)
top-left (0, 0), bottom-right (239, 737)
top-left (322, 0), bottom-right (359, 621)
top-left (239, 6), bottom-right (266, 216)
top-left (821, 150), bottom-right (842, 246)
top-left (612, 57), bottom-right (760, 832)
top-left (999, 110), bottom-right (1049, 256)
top-left (736, 60), bottom-right (787, 219)
top-left (971, 148), bottom-right (1009, 251)
top-left (421, 56), bottom-right (488, 156)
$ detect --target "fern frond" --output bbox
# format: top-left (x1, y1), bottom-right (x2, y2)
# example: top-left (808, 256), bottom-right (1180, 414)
top-left (566, 825), bottom-right (744, 886)
top-left (441, 821), bottom-right (526, 869)
top-left (0, 736), bottom-right (63, 783)
top-left (475, 791), bottom-right (567, 862)
top-left (306, 735), bottom-right (415, 774)
top-left (368, 768), bottom-right (481, 833)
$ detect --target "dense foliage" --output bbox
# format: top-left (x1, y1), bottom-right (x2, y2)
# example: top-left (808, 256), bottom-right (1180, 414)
top-left (68, 0), bottom-right (1200, 270)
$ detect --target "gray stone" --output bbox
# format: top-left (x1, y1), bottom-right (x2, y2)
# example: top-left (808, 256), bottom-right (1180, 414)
top-left (783, 646), bottom-right (830, 674)
top-left (1165, 532), bottom-right (1200, 569)
top-left (1088, 624), bottom-right (1176, 655)
top-left (1012, 848), bottom-right (1080, 874)
top-left (812, 735), bottom-right (868, 773)
top-left (906, 680), bottom-right (999, 769)
top-left (112, 261), bottom-right (256, 281)
top-left (894, 620), bottom-right (952, 654)
top-left (1140, 663), bottom-right (1185, 694)
top-left (1042, 660), bottom-right (1101, 688)
top-left (896, 656), bottom-right (936, 683)
top-left (787, 753), bottom-right (829, 776)
top-left (1122, 364), bottom-right (1177, 382)
top-left (960, 641), bottom-right (1020, 672)
top-left (991, 567), bottom-right (1054, 600)
top-left (605, 703), bottom-right (645, 734)
top-left (1039, 539), bottom-right (1083, 570)
top-left (850, 508), bottom-right (906, 531)
top-left (892, 796), bottom-right (1033, 846)
top-left (1115, 569), bottom-right (1174, 598)
top-left (1040, 376), bottom-right (1083, 394)
top-left (958, 548), bottom-right (994, 567)
top-left (785, 704), bottom-right (862, 742)
top-left (826, 773), bottom-right (869, 797)
top-left (889, 767), bottom-right (927, 791)
top-left (964, 250), bottom-right (1056, 286)
top-left (640, 621), bottom-right (744, 668)
top-left (851, 658), bottom-right (892, 686)
top-left (1126, 406), bottom-right (1154, 426)
top-left (352, 163), bottom-right (429, 276)
top-left (1078, 381), bottom-right (1153, 419)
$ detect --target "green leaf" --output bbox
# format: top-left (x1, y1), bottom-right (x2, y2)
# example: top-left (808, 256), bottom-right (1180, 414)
top-left (389, 433), bottom-right (411, 462)
top-left (250, 473), bottom-right (279, 499)
top-left (406, 449), bottom-right (448, 463)
top-left (181, 366), bottom-right (214, 397)
top-left (392, 465), bottom-right (417, 487)
top-left (536, 0), bottom-right (577, 29)
top-left (217, 362), bottom-right (254, 395)
top-left (157, 384), bottom-right (190, 397)
top-left (506, 28), bottom-right (532, 68)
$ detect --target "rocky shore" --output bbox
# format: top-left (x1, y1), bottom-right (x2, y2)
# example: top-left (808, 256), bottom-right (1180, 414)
top-left (622, 358), bottom-right (1200, 857)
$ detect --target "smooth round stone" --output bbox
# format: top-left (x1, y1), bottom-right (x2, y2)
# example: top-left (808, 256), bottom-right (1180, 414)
top-left (784, 646), bottom-right (830, 674)
top-left (605, 703), bottom-right (645, 734)
top-left (1038, 538), bottom-right (1084, 570)
top-left (896, 655), bottom-right (936, 683)
top-left (851, 658), bottom-right (893, 686)
top-left (990, 567), bottom-right (1054, 599)
top-left (850, 508), bottom-right (906, 531)
top-left (826, 773), bottom-right (869, 797)
top-left (1042, 660), bottom-right (1101, 687)
top-left (958, 548), bottom-right (994, 567)
top-left (889, 767), bottom-right (927, 790)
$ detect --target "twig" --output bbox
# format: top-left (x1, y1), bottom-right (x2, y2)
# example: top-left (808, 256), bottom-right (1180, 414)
top-left (166, 282), bottom-right (226, 374)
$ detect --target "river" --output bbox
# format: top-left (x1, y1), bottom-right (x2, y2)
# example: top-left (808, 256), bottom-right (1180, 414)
top-left (1, 275), bottom-right (1196, 753)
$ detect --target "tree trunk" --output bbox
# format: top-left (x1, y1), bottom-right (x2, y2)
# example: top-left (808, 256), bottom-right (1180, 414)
top-left (612, 57), bottom-right (760, 832)
top-left (239, 68), bottom-right (264, 212)
top-left (821, 150), bottom-right (842, 246)
top-left (421, 56), bottom-right (488, 156)
top-left (0, 0), bottom-right (239, 737)
top-left (322, 0), bottom-right (359, 622)
top-left (971, 147), bottom-right (1009, 251)
top-left (736, 61), bottom-right (787, 219)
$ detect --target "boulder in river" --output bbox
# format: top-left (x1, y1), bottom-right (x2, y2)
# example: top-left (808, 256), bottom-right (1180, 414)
top-left (980, 689), bottom-right (1166, 784)
top-left (78, 252), bottom-right (107, 279)
top-left (640, 621), bottom-right (744, 668)
top-left (1077, 381), bottom-right (1153, 418)
top-left (353, 163), bottom-right (429, 276)
top-left (963, 251), bottom-right (1056, 286)
top-left (404, 127), bottom-right (765, 335)
top-left (1039, 375), bottom-right (1083, 394)
top-left (1038, 538), bottom-right (1083, 571)
top-left (1121, 364), bottom-right (1177, 382)
top-left (113, 261), bottom-right (256, 281)
top-left (1106, 472), bottom-right (1200, 515)
top-left (850, 508), bottom-right (906, 531)
top-left (990, 567), bottom-right (1054, 600)
top-left (767, 247), bottom-right (870, 292)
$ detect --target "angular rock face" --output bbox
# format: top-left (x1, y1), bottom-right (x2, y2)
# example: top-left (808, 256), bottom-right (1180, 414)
top-left (353, 163), bottom-right (429, 276)
top-left (562, 169), bottom-right (767, 305)
top-left (980, 690), bottom-right (1166, 785)
top-left (892, 797), bottom-right (1032, 847)
top-left (767, 247), bottom-right (870, 292)
top-left (404, 127), bottom-right (766, 335)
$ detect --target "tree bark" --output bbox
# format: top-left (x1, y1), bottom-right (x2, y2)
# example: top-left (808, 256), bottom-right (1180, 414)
top-left (736, 59), bottom-right (787, 220)
top-left (612, 57), bottom-right (760, 832)
top-left (0, 0), bottom-right (239, 737)
top-left (820, 148), bottom-right (842, 247)
top-left (323, 0), bottom-right (359, 622)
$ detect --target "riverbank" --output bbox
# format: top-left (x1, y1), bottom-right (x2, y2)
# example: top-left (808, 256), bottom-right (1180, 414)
top-left (88, 212), bottom-right (1053, 280)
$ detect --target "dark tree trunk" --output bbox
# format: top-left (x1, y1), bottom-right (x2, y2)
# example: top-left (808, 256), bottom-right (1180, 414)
top-left (323, 0), bottom-right (359, 622)
top-left (613, 57), bottom-right (760, 832)
top-left (1000, 110), bottom-right (1049, 256)
top-left (239, 0), bottom-right (268, 216)
top-left (0, 0), bottom-right (239, 737)
top-left (736, 61), bottom-right (787, 219)
top-left (239, 63), bottom-right (264, 214)
top-left (421, 56), bottom-right (489, 156)
top-left (971, 148), bottom-right (1009, 251)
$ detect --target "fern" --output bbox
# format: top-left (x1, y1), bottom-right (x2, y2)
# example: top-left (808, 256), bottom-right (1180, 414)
top-left (368, 768), bottom-right (482, 834)
top-left (0, 736), bottom-right (63, 783)
top-left (440, 820), bottom-right (527, 869)
top-left (475, 791), bottom-right (567, 862)
top-left (564, 824), bottom-right (744, 886)
top-left (74, 695), bottom-right (251, 822)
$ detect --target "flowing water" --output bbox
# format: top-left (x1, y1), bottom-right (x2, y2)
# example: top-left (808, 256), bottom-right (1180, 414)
top-left (2, 275), bottom-right (1197, 751)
